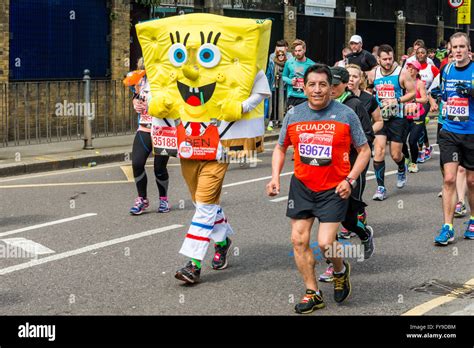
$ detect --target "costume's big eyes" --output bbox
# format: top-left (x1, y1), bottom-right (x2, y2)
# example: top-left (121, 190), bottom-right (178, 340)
top-left (197, 43), bottom-right (221, 68)
top-left (168, 43), bottom-right (188, 67)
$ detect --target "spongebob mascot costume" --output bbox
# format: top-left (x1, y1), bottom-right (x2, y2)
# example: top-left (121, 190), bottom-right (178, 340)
top-left (136, 14), bottom-right (271, 284)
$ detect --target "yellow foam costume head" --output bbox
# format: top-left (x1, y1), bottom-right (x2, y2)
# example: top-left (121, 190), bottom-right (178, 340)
top-left (136, 13), bottom-right (271, 123)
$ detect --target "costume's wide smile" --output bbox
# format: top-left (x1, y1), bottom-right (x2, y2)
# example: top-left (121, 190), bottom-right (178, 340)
top-left (177, 81), bottom-right (216, 107)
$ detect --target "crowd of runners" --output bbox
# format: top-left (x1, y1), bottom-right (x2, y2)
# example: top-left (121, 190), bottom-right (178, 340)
top-left (127, 27), bottom-right (474, 315)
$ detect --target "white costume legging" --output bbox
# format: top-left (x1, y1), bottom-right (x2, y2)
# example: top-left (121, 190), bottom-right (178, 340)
top-left (179, 203), bottom-right (234, 260)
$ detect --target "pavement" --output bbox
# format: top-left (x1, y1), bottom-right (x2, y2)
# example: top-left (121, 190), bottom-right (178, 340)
top-left (0, 130), bottom-right (280, 177)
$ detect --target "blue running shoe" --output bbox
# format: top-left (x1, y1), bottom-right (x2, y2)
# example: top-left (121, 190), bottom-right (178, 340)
top-left (434, 225), bottom-right (454, 246)
top-left (372, 186), bottom-right (387, 201)
top-left (424, 145), bottom-right (433, 161)
top-left (464, 219), bottom-right (474, 240)
top-left (396, 165), bottom-right (407, 188)
top-left (158, 198), bottom-right (170, 213)
top-left (130, 197), bottom-right (149, 215)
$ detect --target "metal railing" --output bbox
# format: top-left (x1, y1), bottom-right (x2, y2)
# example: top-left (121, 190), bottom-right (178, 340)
top-left (159, 0), bottom-right (195, 6)
top-left (0, 78), bottom-right (137, 147)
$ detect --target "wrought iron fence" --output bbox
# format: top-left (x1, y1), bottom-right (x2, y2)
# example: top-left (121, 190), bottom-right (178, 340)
top-left (0, 80), bottom-right (137, 147)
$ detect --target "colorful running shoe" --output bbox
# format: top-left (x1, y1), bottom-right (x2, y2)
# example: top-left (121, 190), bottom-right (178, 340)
top-left (417, 150), bottom-right (426, 163)
top-left (212, 237), bottom-right (232, 270)
top-left (408, 163), bottom-right (419, 173)
top-left (319, 263), bottom-right (334, 283)
top-left (464, 219), bottom-right (474, 240)
top-left (396, 165), bottom-right (407, 188)
top-left (373, 186), bottom-right (387, 201)
top-left (175, 261), bottom-right (201, 284)
top-left (454, 201), bottom-right (467, 218)
top-left (361, 226), bottom-right (375, 260)
top-left (338, 226), bottom-right (354, 239)
top-left (424, 145), bottom-right (433, 161)
top-left (333, 261), bottom-right (351, 303)
top-left (130, 197), bottom-right (149, 215)
top-left (434, 225), bottom-right (455, 246)
top-left (294, 289), bottom-right (325, 314)
top-left (158, 198), bottom-right (170, 213)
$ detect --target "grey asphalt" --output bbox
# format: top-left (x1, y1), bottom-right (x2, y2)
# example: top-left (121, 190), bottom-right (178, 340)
top-left (0, 123), bottom-right (473, 316)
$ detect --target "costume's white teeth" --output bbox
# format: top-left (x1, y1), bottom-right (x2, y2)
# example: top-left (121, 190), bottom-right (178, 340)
top-left (189, 86), bottom-right (193, 93)
top-left (194, 87), bottom-right (199, 93)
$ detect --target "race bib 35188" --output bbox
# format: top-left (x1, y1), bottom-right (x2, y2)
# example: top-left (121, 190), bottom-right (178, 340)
top-left (152, 119), bottom-right (178, 157)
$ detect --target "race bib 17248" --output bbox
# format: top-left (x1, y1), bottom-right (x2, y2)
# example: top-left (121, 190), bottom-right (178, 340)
top-left (446, 97), bottom-right (469, 122)
top-left (298, 133), bottom-right (333, 166)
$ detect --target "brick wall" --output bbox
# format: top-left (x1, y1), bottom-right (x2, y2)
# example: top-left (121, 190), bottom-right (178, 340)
top-left (0, 0), bottom-right (9, 83)
top-left (284, 5), bottom-right (297, 46)
top-left (110, 0), bottom-right (131, 81)
top-left (345, 11), bottom-right (356, 46)
top-left (396, 16), bottom-right (406, 63)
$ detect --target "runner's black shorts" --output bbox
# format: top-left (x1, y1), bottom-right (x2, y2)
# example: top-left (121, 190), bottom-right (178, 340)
top-left (375, 117), bottom-right (409, 143)
top-left (287, 96), bottom-right (307, 109)
top-left (286, 175), bottom-right (349, 222)
top-left (438, 129), bottom-right (474, 170)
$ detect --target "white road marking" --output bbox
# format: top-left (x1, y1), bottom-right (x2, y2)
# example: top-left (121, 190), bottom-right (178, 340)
top-left (0, 213), bottom-right (97, 238)
top-left (0, 224), bottom-right (183, 275)
top-left (367, 171), bottom-right (374, 175)
top-left (270, 196), bottom-right (288, 202)
top-left (433, 151), bottom-right (440, 155)
top-left (223, 171), bottom-right (294, 188)
top-left (270, 170), bottom-right (399, 202)
top-left (1, 238), bottom-right (55, 255)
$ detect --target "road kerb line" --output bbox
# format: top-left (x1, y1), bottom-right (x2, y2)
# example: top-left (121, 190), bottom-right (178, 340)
top-left (0, 213), bottom-right (97, 238)
top-left (402, 278), bottom-right (474, 316)
top-left (0, 224), bottom-right (183, 275)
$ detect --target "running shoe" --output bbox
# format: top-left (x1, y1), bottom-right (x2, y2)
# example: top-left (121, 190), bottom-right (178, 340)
top-left (372, 186), bottom-right (387, 201)
top-left (408, 163), bottom-right (419, 173)
top-left (319, 263), bottom-right (334, 282)
top-left (396, 165), bottom-right (407, 188)
top-left (434, 225), bottom-right (455, 246)
top-left (175, 261), bottom-right (201, 284)
top-left (211, 237), bottom-right (232, 270)
top-left (454, 201), bottom-right (467, 218)
top-left (358, 211), bottom-right (368, 225)
top-left (338, 226), bottom-right (354, 239)
top-left (294, 289), bottom-right (325, 314)
top-left (417, 150), bottom-right (426, 163)
top-left (158, 198), bottom-right (170, 213)
top-left (424, 145), bottom-right (433, 161)
top-left (464, 219), bottom-right (474, 240)
top-left (333, 261), bottom-right (351, 303)
top-left (361, 226), bottom-right (375, 260)
top-left (267, 121), bottom-right (274, 131)
top-left (130, 197), bottom-right (149, 215)
top-left (438, 191), bottom-right (443, 198)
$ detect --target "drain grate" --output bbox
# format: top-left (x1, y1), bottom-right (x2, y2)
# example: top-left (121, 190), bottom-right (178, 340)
top-left (411, 279), bottom-right (474, 299)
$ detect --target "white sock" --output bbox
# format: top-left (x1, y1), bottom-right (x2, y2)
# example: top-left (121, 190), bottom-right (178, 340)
top-left (334, 265), bottom-right (346, 275)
